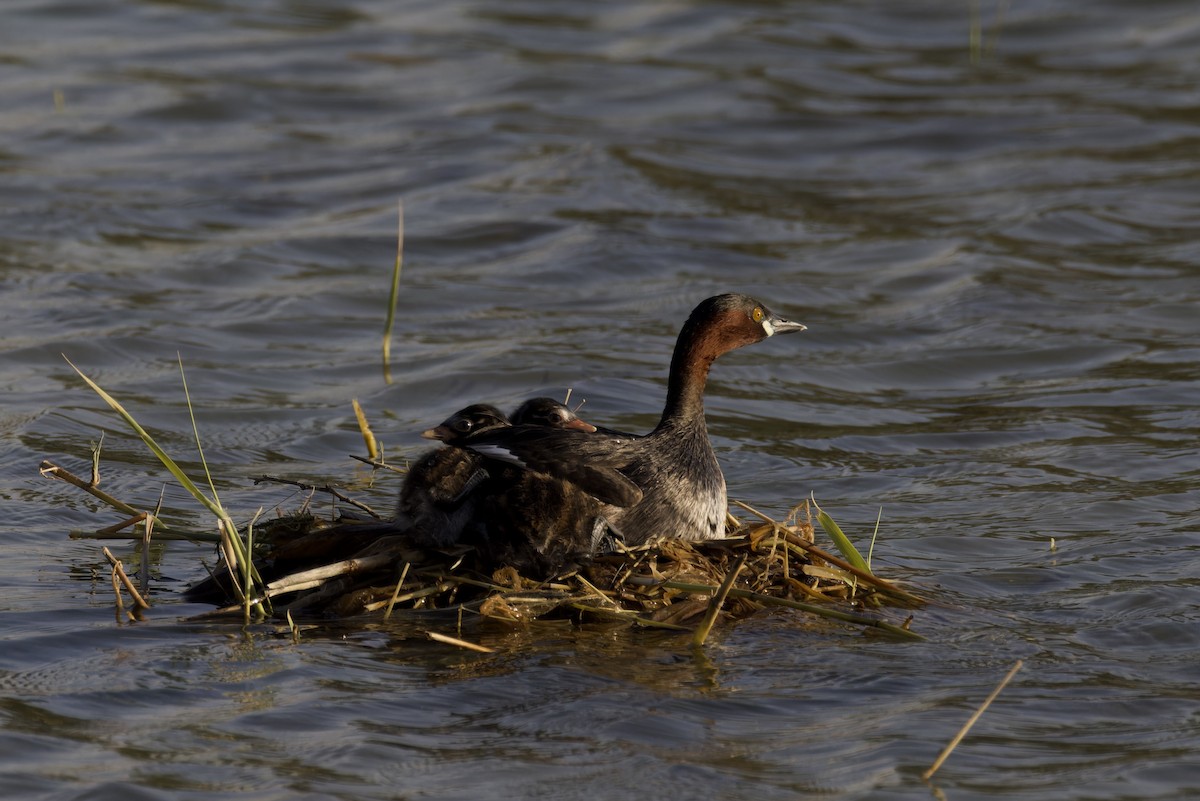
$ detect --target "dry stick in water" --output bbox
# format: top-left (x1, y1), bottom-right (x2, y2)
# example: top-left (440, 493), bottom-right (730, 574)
top-left (110, 565), bottom-right (123, 612)
top-left (95, 513), bottom-right (150, 536)
top-left (348, 454), bottom-right (407, 474)
top-left (923, 659), bottom-right (1024, 781)
top-left (381, 201), bottom-right (404, 385)
top-left (90, 434), bottom-right (102, 486)
top-left (286, 610), bottom-right (301, 644)
top-left (73, 525), bottom-right (216, 542)
top-left (217, 518), bottom-right (246, 604)
top-left (426, 631), bottom-right (495, 653)
top-left (263, 553), bottom-right (397, 598)
top-left (41, 460), bottom-right (153, 523)
top-left (692, 553), bottom-right (748, 647)
top-left (139, 513), bottom-right (154, 597)
top-left (102, 547), bottom-right (151, 610)
top-left (352, 399), bottom-right (380, 462)
top-left (254, 475), bottom-right (383, 519)
top-left (140, 488), bottom-right (167, 597)
top-left (383, 562), bottom-right (412, 621)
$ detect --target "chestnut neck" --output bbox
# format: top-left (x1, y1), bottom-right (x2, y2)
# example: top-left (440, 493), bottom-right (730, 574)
top-left (656, 312), bottom-right (726, 432)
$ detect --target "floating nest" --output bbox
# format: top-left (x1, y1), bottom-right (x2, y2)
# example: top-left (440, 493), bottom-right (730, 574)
top-left (43, 458), bottom-right (922, 643)
top-left (184, 499), bottom-right (923, 641)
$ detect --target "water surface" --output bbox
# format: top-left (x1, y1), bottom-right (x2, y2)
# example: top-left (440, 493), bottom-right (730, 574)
top-left (2, 1), bottom-right (1199, 799)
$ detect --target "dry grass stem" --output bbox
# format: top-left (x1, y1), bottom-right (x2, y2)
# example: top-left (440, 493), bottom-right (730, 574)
top-left (102, 547), bottom-right (151, 610)
top-left (348, 454), bottom-right (407, 474)
top-left (254, 475), bottom-right (383, 519)
top-left (691, 553), bottom-right (747, 646)
top-left (730, 498), bottom-right (777, 524)
top-left (381, 201), bottom-right (404, 384)
top-left (383, 562), bottom-right (411, 621)
top-left (96, 513), bottom-right (151, 536)
top-left (352, 399), bottom-right (380, 461)
top-left (426, 631), bottom-right (494, 653)
top-left (41, 460), bottom-right (165, 527)
top-left (140, 513), bottom-right (155, 597)
top-left (923, 659), bottom-right (1024, 780)
top-left (263, 553), bottom-right (396, 597)
top-left (89, 435), bottom-right (102, 486)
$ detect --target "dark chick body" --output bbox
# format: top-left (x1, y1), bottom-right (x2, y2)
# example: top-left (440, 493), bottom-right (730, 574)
top-left (396, 403), bottom-right (510, 548)
top-left (184, 400), bottom-right (589, 603)
top-left (418, 398), bottom-right (639, 576)
top-left (468, 460), bottom-right (610, 577)
top-left (400, 398), bottom-right (608, 557)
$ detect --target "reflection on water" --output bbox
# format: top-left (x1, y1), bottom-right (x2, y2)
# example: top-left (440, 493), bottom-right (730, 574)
top-left (2, 0), bottom-right (1199, 798)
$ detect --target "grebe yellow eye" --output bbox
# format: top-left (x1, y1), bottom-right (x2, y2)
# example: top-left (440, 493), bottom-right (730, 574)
top-left (752, 307), bottom-right (764, 323)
